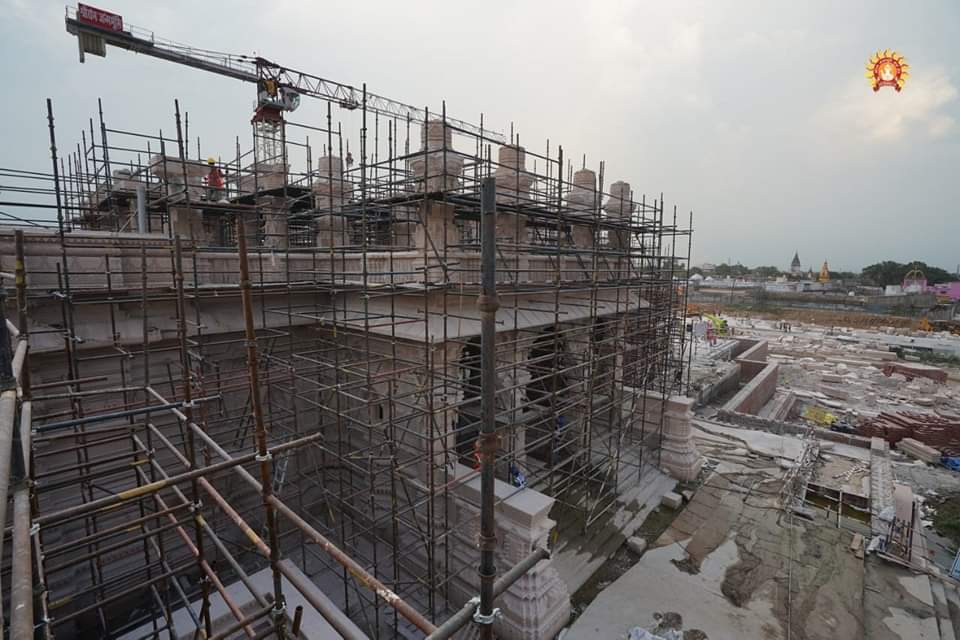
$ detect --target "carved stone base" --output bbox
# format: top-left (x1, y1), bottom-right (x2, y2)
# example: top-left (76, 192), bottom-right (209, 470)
top-left (449, 466), bottom-right (572, 640)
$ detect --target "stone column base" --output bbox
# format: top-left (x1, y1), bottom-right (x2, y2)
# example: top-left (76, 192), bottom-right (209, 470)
top-left (661, 440), bottom-right (703, 482)
top-left (660, 396), bottom-right (703, 482)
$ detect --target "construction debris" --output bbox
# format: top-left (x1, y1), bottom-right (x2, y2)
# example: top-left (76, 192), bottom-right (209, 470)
top-left (860, 412), bottom-right (960, 455)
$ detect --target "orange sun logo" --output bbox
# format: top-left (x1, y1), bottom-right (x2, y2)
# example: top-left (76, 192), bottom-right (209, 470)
top-left (866, 50), bottom-right (909, 92)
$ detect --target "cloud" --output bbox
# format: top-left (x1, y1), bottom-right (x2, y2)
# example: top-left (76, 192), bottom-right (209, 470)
top-left (819, 67), bottom-right (958, 143)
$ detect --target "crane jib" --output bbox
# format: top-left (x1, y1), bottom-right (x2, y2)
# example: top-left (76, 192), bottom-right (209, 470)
top-left (64, 4), bottom-right (504, 142)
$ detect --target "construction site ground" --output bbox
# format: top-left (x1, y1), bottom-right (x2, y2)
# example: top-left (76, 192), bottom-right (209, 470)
top-left (566, 425), bottom-right (866, 640)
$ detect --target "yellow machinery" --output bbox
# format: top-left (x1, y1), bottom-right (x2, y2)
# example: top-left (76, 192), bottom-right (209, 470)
top-left (703, 313), bottom-right (729, 336)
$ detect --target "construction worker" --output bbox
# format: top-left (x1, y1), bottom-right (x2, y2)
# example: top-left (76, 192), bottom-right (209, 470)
top-left (205, 157), bottom-right (225, 202)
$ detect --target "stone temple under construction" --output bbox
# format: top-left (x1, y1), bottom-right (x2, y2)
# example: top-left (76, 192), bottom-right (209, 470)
top-left (0, 9), bottom-right (700, 640)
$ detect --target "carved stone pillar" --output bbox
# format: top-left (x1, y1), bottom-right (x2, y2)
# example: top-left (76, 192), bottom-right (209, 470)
top-left (603, 181), bottom-right (635, 251)
top-left (258, 195), bottom-right (288, 249)
top-left (408, 120), bottom-right (464, 193)
top-left (494, 145), bottom-right (534, 247)
top-left (312, 155), bottom-right (350, 212)
top-left (316, 214), bottom-right (349, 247)
top-left (565, 168), bottom-right (596, 248)
top-left (391, 221), bottom-right (416, 248)
top-left (167, 206), bottom-right (205, 243)
top-left (659, 396), bottom-right (703, 482)
top-left (414, 200), bottom-right (458, 253)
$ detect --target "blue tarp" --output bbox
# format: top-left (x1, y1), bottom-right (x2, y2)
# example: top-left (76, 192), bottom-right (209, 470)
top-left (942, 456), bottom-right (960, 471)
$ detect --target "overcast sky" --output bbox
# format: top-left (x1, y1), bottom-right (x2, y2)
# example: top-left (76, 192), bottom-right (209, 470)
top-left (2, 0), bottom-right (958, 272)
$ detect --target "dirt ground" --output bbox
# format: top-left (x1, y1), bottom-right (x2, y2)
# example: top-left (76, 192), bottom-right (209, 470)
top-left (690, 304), bottom-right (921, 330)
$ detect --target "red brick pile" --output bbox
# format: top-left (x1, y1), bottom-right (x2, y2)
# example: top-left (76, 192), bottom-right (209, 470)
top-left (881, 362), bottom-right (948, 384)
top-left (858, 412), bottom-right (960, 455)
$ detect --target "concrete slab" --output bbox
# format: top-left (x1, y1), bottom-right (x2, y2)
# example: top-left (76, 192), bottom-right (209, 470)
top-left (567, 470), bottom-right (864, 640)
top-left (863, 558), bottom-right (940, 640)
top-left (661, 492), bottom-right (683, 509)
top-left (564, 537), bottom-right (782, 640)
top-left (694, 421), bottom-right (805, 461)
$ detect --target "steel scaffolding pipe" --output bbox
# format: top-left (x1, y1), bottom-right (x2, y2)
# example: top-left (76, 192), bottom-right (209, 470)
top-left (7, 85), bottom-right (692, 640)
top-left (144, 386), bottom-right (439, 635)
top-left (476, 176), bottom-right (500, 640)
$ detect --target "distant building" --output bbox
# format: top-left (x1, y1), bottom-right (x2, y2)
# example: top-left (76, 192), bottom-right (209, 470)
top-left (699, 262), bottom-right (716, 274)
top-left (818, 261), bottom-right (830, 284)
top-left (902, 267), bottom-right (928, 294)
top-left (790, 251), bottom-right (802, 275)
top-left (931, 282), bottom-right (960, 301)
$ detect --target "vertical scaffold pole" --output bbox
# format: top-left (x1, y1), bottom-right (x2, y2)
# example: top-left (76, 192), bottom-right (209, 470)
top-left (476, 176), bottom-right (499, 639)
top-left (236, 215), bottom-right (287, 638)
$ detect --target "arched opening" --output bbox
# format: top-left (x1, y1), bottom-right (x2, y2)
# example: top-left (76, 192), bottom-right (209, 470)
top-left (524, 327), bottom-right (571, 465)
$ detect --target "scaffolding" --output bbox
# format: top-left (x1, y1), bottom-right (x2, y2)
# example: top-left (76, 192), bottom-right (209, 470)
top-left (0, 82), bottom-right (692, 639)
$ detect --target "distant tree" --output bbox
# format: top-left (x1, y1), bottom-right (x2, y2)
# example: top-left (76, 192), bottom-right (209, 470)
top-left (713, 263), bottom-right (750, 278)
top-left (861, 261), bottom-right (955, 287)
top-left (924, 264), bottom-right (955, 284)
top-left (861, 261), bottom-right (903, 287)
top-left (689, 266), bottom-right (704, 276)
top-left (753, 265), bottom-right (781, 279)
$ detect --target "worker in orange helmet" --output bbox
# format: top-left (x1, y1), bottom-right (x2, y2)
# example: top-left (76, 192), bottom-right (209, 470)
top-left (205, 157), bottom-right (225, 202)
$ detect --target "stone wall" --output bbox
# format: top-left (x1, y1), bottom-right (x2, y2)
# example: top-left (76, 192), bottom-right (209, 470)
top-left (722, 362), bottom-right (779, 415)
top-left (692, 362), bottom-right (741, 407)
top-left (733, 338), bottom-right (767, 362)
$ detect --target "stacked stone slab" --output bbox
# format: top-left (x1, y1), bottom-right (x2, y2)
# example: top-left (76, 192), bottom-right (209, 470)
top-left (898, 437), bottom-right (941, 464)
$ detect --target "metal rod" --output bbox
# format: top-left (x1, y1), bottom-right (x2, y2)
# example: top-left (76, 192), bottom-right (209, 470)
top-left (0, 389), bottom-right (15, 631)
top-left (476, 176), bottom-right (499, 640)
top-left (33, 399), bottom-right (216, 433)
top-left (10, 395), bottom-right (33, 640)
top-left (236, 214), bottom-right (287, 638)
top-left (0, 290), bottom-right (13, 389)
top-left (145, 387), bottom-right (438, 635)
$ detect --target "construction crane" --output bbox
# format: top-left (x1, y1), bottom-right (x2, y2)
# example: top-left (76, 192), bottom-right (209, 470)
top-left (64, 3), bottom-right (504, 145)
